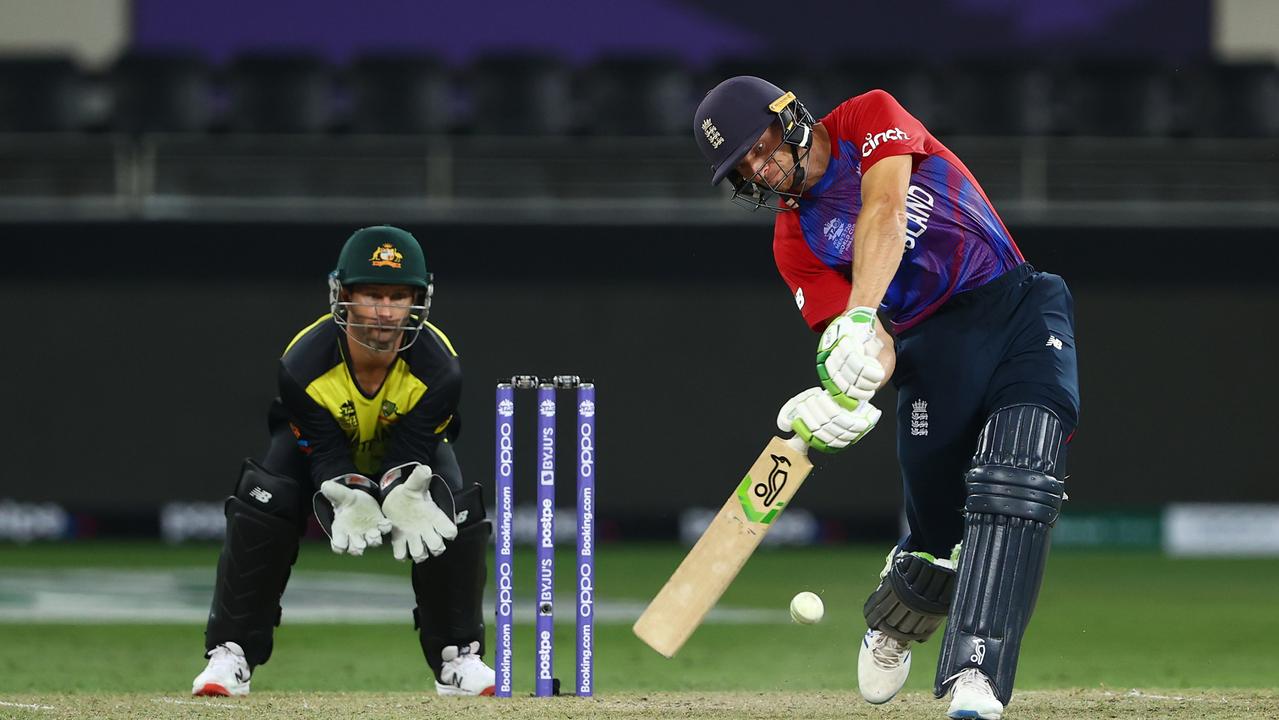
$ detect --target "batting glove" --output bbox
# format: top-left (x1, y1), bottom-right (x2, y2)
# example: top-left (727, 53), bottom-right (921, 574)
top-left (381, 464), bottom-right (458, 563)
top-left (816, 307), bottom-right (885, 410)
top-left (778, 386), bottom-right (881, 453)
top-left (318, 477), bottom-right (392, 556)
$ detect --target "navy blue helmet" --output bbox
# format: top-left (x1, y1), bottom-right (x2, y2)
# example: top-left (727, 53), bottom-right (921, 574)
top-left (692, 75), bottom-right (814, 210)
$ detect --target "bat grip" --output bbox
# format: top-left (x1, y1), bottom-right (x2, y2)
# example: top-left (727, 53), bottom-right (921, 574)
top-left (785, 434), bottom-right (809, 453)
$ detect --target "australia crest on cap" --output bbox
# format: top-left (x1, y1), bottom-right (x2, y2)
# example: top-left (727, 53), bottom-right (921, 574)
top-left (370, 243), bottom-right (403, 268)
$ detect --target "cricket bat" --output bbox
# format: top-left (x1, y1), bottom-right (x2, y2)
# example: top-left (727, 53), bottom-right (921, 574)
top-left (632, 434), bottom-right (813, 657)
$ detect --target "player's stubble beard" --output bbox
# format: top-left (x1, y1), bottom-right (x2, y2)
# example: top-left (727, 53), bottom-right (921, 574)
top-left (348, 308), bottom-right (406, 353)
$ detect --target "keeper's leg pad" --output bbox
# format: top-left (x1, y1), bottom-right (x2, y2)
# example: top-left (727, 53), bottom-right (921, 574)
top-left (864, 547), bottom-right (956, 642)
top-left (411, 483), bottom-right (491, 678)
top-left (205, 459), bottom-right (304, 668)
top-left (934, 405), bottom-right (1065, 705)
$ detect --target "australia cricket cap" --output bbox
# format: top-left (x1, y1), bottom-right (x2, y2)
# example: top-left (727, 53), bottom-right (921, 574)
top-left (333, 225), bottom-right (429, 288)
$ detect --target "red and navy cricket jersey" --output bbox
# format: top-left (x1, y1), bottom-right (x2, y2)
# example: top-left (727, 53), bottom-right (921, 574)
top-left (774, 89), bottom-right (1024, 333)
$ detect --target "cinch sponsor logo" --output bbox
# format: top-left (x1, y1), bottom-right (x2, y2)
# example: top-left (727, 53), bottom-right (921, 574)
top-left (861, 127), bottom-right (911, 157)
top-left (579, 487), bottom-right (594, 557)
top-left (498, 422), bottom-right (514, 478)
top-left (579, 423), bottom-right (594, 479)
top-left (537, 630), bottom-right (553, 679)
top-left (904, 185), bottom-right (934, 250)
top-left (579, 562), bottom-right (594, 617)
top-left (540, 428), bottom-right (555, 485)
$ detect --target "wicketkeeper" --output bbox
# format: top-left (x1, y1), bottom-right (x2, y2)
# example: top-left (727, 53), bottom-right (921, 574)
top-left (192, 225), bottom-right (495, 697)
top-left (695, 77), bottom-right (1080, 720)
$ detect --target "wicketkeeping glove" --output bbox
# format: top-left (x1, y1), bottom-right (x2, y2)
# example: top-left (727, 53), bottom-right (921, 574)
top-left (318, 477), bottom-right (392, 556)
top-left (381, 464), bottom-right (458, 563)
top-left (778, 386), bottom-right (881, 453)
top-left (816, 306), bottom-right (886, 410)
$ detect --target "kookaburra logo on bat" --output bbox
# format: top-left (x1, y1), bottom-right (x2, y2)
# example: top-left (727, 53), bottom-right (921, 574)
top-left (754, 454), bottom-right (791, 507)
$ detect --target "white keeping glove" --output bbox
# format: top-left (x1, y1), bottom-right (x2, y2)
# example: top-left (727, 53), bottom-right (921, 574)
top-left (777, 386), bottom-right (882, 453)
top-left (816, 306), bottom-right (886, 410)
top-left (318, 478), bottom-right (392, 556)
top-left (381, 464), bottom-right (458, 563)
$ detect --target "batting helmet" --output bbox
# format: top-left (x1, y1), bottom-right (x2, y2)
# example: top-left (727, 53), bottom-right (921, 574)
top-left (328, 225), bottom-right (434, 351)
top-left (692, 75), bottom-right (814, 210)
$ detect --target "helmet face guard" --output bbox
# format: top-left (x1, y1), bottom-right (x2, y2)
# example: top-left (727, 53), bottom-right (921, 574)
top-left (726, 93), bottom-right (814, 212)
top-left (329, 272), bottom-right (434, 353)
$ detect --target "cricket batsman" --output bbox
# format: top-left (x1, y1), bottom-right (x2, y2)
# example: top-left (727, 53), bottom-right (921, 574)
top-left (191, 225), bottom-right (496, 697)
top-left (693, 77), bottom-right (1080, 719)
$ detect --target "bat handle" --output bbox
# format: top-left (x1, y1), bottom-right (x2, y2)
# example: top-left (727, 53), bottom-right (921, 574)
top-left (784, 434), bottom-right (809, 453)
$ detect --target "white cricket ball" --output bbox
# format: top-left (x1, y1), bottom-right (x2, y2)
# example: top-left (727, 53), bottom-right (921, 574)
top-left (789, 591), bottom-right (824, 624)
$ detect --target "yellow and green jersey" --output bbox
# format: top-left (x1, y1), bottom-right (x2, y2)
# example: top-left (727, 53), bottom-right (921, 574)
top-left (277, 315), bottom-right (461, 483)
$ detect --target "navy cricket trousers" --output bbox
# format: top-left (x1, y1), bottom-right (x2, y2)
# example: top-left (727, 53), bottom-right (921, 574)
top-left (890, 263), bottom-right (1080, 557)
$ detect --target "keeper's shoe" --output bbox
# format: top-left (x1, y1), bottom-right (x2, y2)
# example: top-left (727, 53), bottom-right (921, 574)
top-left (192, 642), bottom-right (251, 697)
top-left (435, 641), bottom-right (496, 696)
top-left (857, 629), bottom-right (911, 704)
top-left (946, 668), bottom-right (1004, 720)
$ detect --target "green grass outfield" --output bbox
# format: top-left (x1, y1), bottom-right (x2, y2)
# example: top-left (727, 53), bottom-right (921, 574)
top-left (1, 541), bottom-right (1276, 719)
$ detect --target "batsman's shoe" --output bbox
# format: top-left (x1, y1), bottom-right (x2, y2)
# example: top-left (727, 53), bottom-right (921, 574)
top-left (858, 629), bottom-right (911, 704)
top-left (435, 641), bottom-right (496, 697)
top-left (192, 642), bottom-right (251, 697)
top-left (947, 668), bottom-right (1004, 720)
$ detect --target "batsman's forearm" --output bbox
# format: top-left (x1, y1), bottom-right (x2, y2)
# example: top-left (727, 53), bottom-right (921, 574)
top-left (848, 203), bottom-right (908, 311)
top-left (877, 341), bottom-right (896, 387)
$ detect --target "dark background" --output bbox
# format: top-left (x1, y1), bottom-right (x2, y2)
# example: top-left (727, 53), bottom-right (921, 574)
top-left (6, 221), bottom-right (1276, 528)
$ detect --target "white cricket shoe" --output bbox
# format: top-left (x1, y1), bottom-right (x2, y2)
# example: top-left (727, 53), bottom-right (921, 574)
top-left (192, 642), bottom-right (251, 697)
top-left (857, 629), bottom-right (911, 704)
top-left (435, 641), bottom-right (496, 696)
top-left (947, 668), bottom-right (1004, 719)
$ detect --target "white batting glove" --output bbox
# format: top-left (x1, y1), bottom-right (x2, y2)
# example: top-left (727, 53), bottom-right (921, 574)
top-left (381, 464), bottom-right (458, 563)
top-left (816, 307), bottom-right (886, 410)
top-left (778, 386), bottom-right (881, 453)
top-left (318, 478), bottom-right (391, 556)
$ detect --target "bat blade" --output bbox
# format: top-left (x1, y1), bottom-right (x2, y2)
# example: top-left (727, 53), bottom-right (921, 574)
top-left (632, 435), bottom-right (812, 657)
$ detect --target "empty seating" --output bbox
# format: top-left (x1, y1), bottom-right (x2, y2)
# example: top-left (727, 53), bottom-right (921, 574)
top-left (1179, 61), bottom-right (1279, 138)
top-left (1059, 60), bottom-right (1179, 137)
top-left (110, 52), bottom-right (213, 133)
top-left (226, 54), bottom-right (333, 133)
top-left (0, 56), bottom-right (85, 132)
top-left (579, 56), bottom-right (693, 136)
top-left (935, 59), bottom-right (1062, 137)
top-left (466, 54), bottom-right (574, 135)
top-left (349, 53), bottom-right (452, 134)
